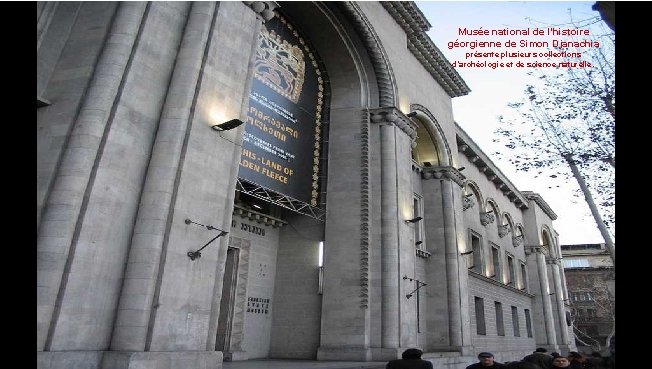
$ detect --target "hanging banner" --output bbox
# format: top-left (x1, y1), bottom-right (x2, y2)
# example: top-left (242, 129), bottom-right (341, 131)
top-left (238, 14), bottom-right (325, 206)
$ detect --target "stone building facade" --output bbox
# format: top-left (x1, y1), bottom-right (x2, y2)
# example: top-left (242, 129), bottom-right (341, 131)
top-left (561, 243), bottom-right (615, 355)
top-left (37, 2), bottom-right (575, 368)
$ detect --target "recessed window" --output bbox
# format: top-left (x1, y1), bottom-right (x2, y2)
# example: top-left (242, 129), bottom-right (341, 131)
top-left (524, 309), bottom-right (533, 337)
top-left (469, 231), bottom-right (483, 273)
top-left (495, 301), bottom-right (505, 336)
top-left (475, 297), bottom-right (486, 335)
top-left (511, 306), bottom-right (520, 337)
top-left (520, 262), bottom-right (528, 291)
top-left (507, 254), bottom-right (515, 286)
top-left (491, 245), bottom-right (501, 281)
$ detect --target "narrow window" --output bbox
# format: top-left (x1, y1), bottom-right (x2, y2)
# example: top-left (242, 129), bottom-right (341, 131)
top-left (475, 297), bottom-right (486, 335)
top-left (495, 301), bottom-right (505, 336)
top-left (491, 245), bottom-right (501, 281)
top-left (470, 232), bottom-right (482, 272)
top-left (511, 306), bottom-right (520, 337)
top-left (524, 309), bottom-right (533, 337)
top-left (507, 255), bottom-right (515, 286)
top-left (520, 263), bottom-right (528, 291)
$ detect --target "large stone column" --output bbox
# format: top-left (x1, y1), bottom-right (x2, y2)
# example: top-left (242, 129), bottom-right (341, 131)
top-left (109, 1), bottom-right (219, 352)
top-left (422, 166), bottom-right (467, 352)
top-left (37, 2), bottom-right (149, 351)
top-left (548, 258), bottom-right (570, 347)
top-left (535, 248), bottom-right (558, 348)
top-left (379, 119), bottom-right (400, 350)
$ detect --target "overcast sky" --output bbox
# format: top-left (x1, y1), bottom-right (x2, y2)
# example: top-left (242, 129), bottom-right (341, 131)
top-left (415, 1), bottom-right (608, 245)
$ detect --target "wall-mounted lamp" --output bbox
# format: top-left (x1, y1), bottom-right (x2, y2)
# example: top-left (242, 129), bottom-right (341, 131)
top-left (457, 166), bottom-right (466, 171)
top-left (405, 216), bottom-right (423, 224)
top-left (185, 218), bottom-right (229, 260)
top-left (406, 111), bottom-right (418, 118)
top-left (460, 250), bottom-right (474, 255)
top-left (211, 118), bottom-right (244, 131)
top-left (415, 241), bottom-right (423, 246)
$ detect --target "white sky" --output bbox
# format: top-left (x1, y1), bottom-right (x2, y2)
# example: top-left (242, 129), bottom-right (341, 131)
top-left (415, 1), bottom-right (608, 245)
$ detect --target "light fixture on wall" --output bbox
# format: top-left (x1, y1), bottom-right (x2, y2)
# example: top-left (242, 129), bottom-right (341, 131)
top-left (185, 218), bottom-right (229, 260)
top-left (407, 111), bottom-right (418, 118)
top-left (405, 216), bottom-right (423, 224)
top-left (211, 118), bottom-right (244, 131)
top-left (460, 250), bottom-right (474, 255)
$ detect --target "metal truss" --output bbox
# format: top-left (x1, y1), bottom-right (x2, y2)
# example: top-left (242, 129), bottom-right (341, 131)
top-left (235, 178), bottom-right (326, 221)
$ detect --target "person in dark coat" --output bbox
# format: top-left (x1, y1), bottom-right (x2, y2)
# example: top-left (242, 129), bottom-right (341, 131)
top-left (504, 360), bottom-right (540, 369)
top-left (386, 348), bottom-right (433, 369)
top-left (522, 348), bottom-right (553, 369)
top-left (567, 352), bottom-right (593, 369)
top-left (466, 352), bottom-right (507, 369)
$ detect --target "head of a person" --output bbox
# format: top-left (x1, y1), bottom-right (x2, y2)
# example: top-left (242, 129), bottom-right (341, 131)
top-left (534, 348), bottom-right (548, 353)
top-left (568, 352), bottom-right (586, 362)
top-left (478, 352), bottom-right (495, 366)
top-left (401, 348), bottom-right (423, 360)
top-left (551, 352), bottom-right (560, 358)
top-left (552, 356), bottom-right (571, 367)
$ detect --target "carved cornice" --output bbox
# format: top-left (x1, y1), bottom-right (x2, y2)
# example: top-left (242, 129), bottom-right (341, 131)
top-left (522, 191), bottom-right (558, 220)
top-left (369, 107), bottom-right (418, 142)
top-left (381, 2), bottom-right (470, 98)
top-left (233, 204), bottom-right (287, 228)
top-left (512, 235), bottom-right (525, 248)
top-left (243, 1), bottom-right (278, 22)
top-left (456, 126), bottom-right (529, 209)
top-left (336, 2), bottom-right (397, 107)
top-left (421, 166), bottom-right (466, 187)
top-left (498, 224), bottom-right (511, 238)
top-left (480, 211), bottom-right (495, 226)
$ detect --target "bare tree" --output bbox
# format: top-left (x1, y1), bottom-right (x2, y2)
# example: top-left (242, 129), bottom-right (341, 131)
top-left (494, 20), bottom-right (615, 263)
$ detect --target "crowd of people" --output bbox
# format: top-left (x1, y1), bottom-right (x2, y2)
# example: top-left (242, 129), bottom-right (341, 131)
top-left (385, 348), bottom-right (614, 369)
top-left (463, 348), bottom-right (614, 369)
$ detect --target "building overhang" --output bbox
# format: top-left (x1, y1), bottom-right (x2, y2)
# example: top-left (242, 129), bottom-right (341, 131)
top-left (455, 124), bottom-right (529, 209)
top-left (382, 1), bottom-right (471, 98)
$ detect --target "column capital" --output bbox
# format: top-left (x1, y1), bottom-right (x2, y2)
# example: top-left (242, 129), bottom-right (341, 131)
top-left (243, 1), bottom-right (278, 22)
top-left (421, 166), bottom-right (466, 186)
top-left (369, 107), bottom-right (418, 144)
top-left (512, 234), bottom-right (525, 248)
top-left (546, 257), bottom-right (561, 265)
top-left (525, 245), bottom-right (543, 255)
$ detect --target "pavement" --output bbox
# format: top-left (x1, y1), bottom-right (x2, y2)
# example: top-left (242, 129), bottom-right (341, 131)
top-left (222, 359), bottom-right (387, 369)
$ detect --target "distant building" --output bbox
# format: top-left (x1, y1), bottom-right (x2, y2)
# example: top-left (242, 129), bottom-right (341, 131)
top-left (561, 243), bottom-right (614, 355)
